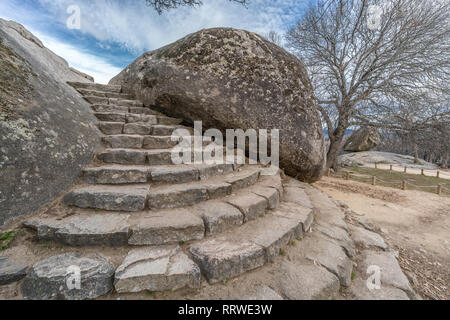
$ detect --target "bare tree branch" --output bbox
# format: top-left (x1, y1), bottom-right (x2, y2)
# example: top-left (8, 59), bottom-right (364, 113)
top-left (286, 0), bottom-right (450, 169)
top-left (145, 0), bottom-right (249, 14)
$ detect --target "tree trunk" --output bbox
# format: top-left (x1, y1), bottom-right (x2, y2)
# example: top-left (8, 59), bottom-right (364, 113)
top-left (326, 125), bottom-right (347, 170)
top-left (414, 144), bottom-right (419, 164)
top-left (442, 152), bottom-right (449, 169)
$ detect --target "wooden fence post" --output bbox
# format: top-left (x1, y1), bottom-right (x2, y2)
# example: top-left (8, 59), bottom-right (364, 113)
top-left (402, 181), bottom-right (406, 191)
top-left (346, 172), bottom-right (350, 180)
top-left (437, 184), bottom-right (442, 195)
top-left (437, 171), bottom-right (440, 178)
top-left (404, 167), bottom-right (407, 173)
top-left (372, 176), bottom-right (377, 186)
top-left (390, 165), bottom-right (393, 171)
top-left (421, 169), bottom-right (424, 175)
top-left (328, 168), bottom-right (331, 177)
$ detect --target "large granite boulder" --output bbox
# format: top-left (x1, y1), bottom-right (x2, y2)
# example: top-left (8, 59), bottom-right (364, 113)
top-left (344, 127), bottom-right (381, 152)
top-left (110, 28), bottom-right (325, 182)
top-left (0, 19), bottom-right (101, 226)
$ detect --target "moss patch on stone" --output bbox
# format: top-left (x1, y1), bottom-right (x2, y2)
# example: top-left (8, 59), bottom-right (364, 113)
top-left (0, 39), bottom-right (33, 122)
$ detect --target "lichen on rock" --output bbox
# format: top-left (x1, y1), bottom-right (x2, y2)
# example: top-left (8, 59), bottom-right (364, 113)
top-left (111, 28), bottom-right (326, 182)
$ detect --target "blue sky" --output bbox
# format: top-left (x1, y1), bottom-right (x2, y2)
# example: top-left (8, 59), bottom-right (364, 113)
top-left (0, 0), bottom-right (314, 83)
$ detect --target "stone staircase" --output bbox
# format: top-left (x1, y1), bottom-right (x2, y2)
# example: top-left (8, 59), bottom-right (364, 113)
top-left (20, 82), bottom-right (315, 299)
top-left (14, 82), bottom-right (415, 301)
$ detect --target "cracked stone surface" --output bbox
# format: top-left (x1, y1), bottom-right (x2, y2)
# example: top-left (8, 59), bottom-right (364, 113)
top-left (114, 246), bottom-right (201, 293)
top-left (349, 278), bottom-right (410, 300)
top-left (0, 257), bottom-right (28, 285)
top-left (25, 214), bottom-right (131, 246)
top-left (279, 261), bottom-right (340, 300)
top-left (358, 250), bottom-right (415, 298)
top-left (350, 225), bottom-right (388, 250)
top-left (21, 253), bottom-right (114, 300)
top-left (302, 234), bottom-right (353, 287)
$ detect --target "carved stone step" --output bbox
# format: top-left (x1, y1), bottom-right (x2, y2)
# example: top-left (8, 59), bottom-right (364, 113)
top-left (85, 96), bottom-right (144, 107)
top-left (76, 88), bottom-right (133, 100)
top-left (63, 184), bottom-right (150, 212)
top-left (192, 201), bottom-right (244, 236)
top-left (25, 208), bottom-right (205, 247)
top-left (109, 98), bottom-right (143, 108)
top-left (147, 167), bottom-right (261, 210)
top-left (92, 104), bottom-right (129, 113)
top-left (97, 149), bottom-right (177, 166)
top-left (102, 135), bottom-right (144, 149)
top-left (128, 209), bottom-right (205, 245)
top-left (152, 125), bottom-right (193, 136)
top-left (98, 122), bottom-right (124, 135)
top-left (123, 123), bottom-right (153, 135)
top-left (82, 165), bottom-right (150, 184)
top-left (97, 149), bottom-right (149, 165)
top-left (24, 214), bottom-right (131, 246)
top-left (82, 163), bottom-right (235, 185)
top-left (26, 169), bottom-right (284, 247)
top-left (189, 212), bottom-right (308, 284)
top-left (102, 135), bottom-right (210, 150)
top-left (67, 81), bottom-right (122, 93)
top-left (21, 253), bottom-right (115, 300)
top-left (226, 193), bottom-right (268, 223)
top-left (126, 114), bottom-right (158, 124)
top-left (129, 106), bottom-right (163, 116)
top-left (94, 112), bottom-right (127, 123)
top-left (114, 246), bottom-right (201, 293)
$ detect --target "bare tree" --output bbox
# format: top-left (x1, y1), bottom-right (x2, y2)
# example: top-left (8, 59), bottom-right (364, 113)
top-left (264, 30), bottom-right (283, 47)
top-left (286, 0), bottom-right (450, 169)
top-left (145, 0), bottom-right (249, 14)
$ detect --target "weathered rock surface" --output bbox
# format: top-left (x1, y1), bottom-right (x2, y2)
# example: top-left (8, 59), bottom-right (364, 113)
top-left (359, 250), bottom-right (415, 298)
top-left (344, 127), bottom-right (381, 152)
top-left (349, 278), bottom-right (410, 300)
top-left (244, 286), bottom-right (284, 300)
top-left (279, 261), bottom-right (340, 300)
top-left (315, 223), bottom-right (356, 258)
top-left (24, 214), bottom-right (131, 246)
top-left (189, 210), bottom-right (306, 283)
top-left (190, 238), bottom-right (266, 284)
top-left (110, 28), bottom-right (325, 182)
top-left (301, 234), bottom-right (353, 287)
top-left (114, 246), bottom-right (201, 293)
top-left (0, 19), bottom-right (100, 226)
top-left (0, 256), bottom-right (28, 285)
top-left (21, 253), bottom-right (114, 300)
top-left (63, 185), bottom-right (150, 212)
top-left (355, 216), bottom-right (376, 231)
top-left (193, 201), bottom-right (244, 236)
top-left (128, 209), bottom-right (205, 245)
top-left (339, 151), bottom-right (438, 169)
top-left (349, 225), bottom-right (388, 250)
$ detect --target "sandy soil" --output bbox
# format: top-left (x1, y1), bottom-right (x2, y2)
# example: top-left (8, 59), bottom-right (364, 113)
top-left (314, 177), bottom-right (450, 300)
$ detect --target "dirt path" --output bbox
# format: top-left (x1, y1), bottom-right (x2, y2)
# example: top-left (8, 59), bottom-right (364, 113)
top-left (314, 177), bottom-right (450, 300)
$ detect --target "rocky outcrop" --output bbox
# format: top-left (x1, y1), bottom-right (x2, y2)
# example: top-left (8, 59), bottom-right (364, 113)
top-left (0, 19), bottom-right (101, 226)
top-left (110, 28), bottom-right (326, 182)
top-left (339, 151), bottom-right (438, 169)
top-left (344, 127), bottom-right (381, 152)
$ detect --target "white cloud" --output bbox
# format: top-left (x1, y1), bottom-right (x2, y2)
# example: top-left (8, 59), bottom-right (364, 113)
top-left (33, 31), bottom-right (122, 84)
top-left (1, 0), bottom-right (312, 83)
top-left (35, 0), bottom-right (309, 52)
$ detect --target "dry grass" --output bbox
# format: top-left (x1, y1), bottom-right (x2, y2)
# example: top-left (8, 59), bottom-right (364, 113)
top-left (337, 167), bottom-right (450, 196)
